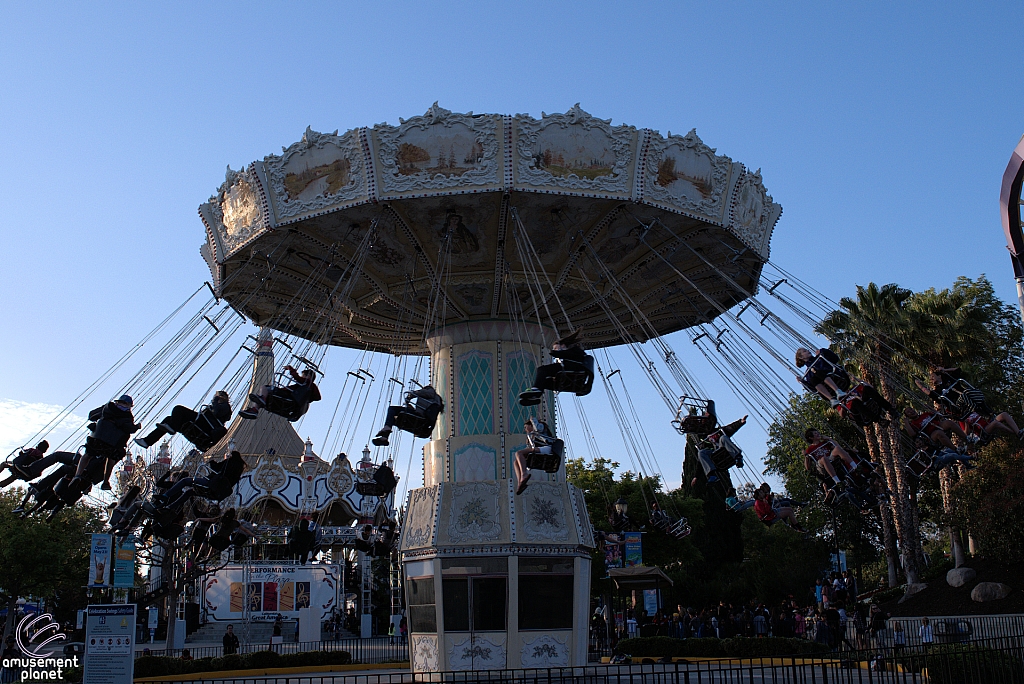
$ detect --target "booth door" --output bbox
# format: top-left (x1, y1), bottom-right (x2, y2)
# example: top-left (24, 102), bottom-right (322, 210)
top-left (442, 575), bottom-right (507, 669)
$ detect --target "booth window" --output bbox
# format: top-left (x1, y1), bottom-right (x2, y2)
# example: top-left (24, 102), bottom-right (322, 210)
top-left (441, 557), bottom-right (507, 632)
top-left (519, 557), bottom-right (574, 630)
top-left (406, 577), bottom-right (436, 633)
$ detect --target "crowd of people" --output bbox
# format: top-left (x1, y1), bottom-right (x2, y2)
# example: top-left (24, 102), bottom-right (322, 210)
top-left (593, 571), bottom-right (942, 654)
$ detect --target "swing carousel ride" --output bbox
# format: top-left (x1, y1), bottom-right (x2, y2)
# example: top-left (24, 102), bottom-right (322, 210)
top-left (8, 103), bottom-right (1001, 673)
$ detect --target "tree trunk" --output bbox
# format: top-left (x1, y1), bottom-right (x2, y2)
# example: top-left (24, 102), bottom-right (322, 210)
top-left (878, 499), bottom-right (901, 587)
top-left (860, 421), bottom-right (909, 581)
top-left (938, 468), bottom-right (967, 567)
top-left (0, 595), bottom-right (17, 658)
top-left (874, 373), bottom-right (923, 584)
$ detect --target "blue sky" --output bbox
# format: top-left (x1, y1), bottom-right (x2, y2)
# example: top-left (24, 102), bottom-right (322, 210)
top-left (1, 2), bottom-right (1021, 498)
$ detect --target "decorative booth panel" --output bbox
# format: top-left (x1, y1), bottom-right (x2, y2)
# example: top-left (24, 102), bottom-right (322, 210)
top-left (519, 632), bottom-right (571, 668)
top-left (401, 485), bottom-right (440, 551)
top-left (445, 633), bottom-right (507, 671)
top-left (437, 479), bottom-right (510, 546)
top-left (411, 634), bottom-right (440, 672)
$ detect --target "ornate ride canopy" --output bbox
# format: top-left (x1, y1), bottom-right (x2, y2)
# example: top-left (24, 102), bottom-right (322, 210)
top-left (199, 104), bottom-right (782, 353)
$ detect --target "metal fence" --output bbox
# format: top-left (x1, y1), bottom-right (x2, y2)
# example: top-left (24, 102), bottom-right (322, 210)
top-left (139, 636), bottom-right (409, 664)
top-left (145, 636), bottom-right (1024, 683)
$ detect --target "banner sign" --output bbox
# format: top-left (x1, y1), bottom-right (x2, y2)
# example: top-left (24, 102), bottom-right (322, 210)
top-left (113, 537), bottom-right (136, 588)
top-left (88, 534), bottom-right (113, 587)
top-left (603, 541), bottom-right (622, 570)
top-left (624, 532), bottom-right (643, 567)
top-left (83, 604), bottom-right (135, 684)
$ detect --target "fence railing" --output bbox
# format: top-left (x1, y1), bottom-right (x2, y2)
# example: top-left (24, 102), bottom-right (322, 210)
top-left (149, 636), bottom-right (1024, 683)
top-left (138, 636), bottom-right (409, 663)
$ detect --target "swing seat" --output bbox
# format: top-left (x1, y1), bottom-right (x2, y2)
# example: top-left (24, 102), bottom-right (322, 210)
top-left (355, 464), bottom-right (400, 497)
top-left (940, 380), bottom-right (991, 419)
top-left (539, 356), bottom-right (596, 396)
top-left (193, 476), bottom-right (234, 502)
top-left (525, 438), bottom-right (564, 473)
top-left (905, 450), bottom-right (933, 478)
top-left (393, 402), bottom-right (441, 439)
top-left (675, 414), bottom-right (717, 435)
top-left (264, 390), bottom-right (309, 422)
top-left (669, 519), bottom-right (691, 539)
top-left (178, 411), bottom-right (228, 451)
top-left (707, 431), bottom-right (743, 470)
top-left (153, 521), bottom-right (185, 541)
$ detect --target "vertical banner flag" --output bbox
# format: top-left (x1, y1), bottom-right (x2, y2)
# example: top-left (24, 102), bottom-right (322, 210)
top-left (88, 534), bottom-right (113, 587)
top-left (624, 532), bottom-right (643, 567)
top-left (113, 537), bottom-right (136, 588)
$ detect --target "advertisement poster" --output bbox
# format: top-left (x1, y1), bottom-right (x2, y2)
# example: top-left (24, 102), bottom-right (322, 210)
top-left (603, 542), bottom-right (622, 571)
top-left (624, 532), bottom-right (643, 567)
top-left (88, 534), bottom-right (113, 587)
top-left (83, 604), bottom-right (136, 684)
top-left (643, 589), bottom-right (658, 616)
top-left (112, 537), bottom-right (136, 588)
top-left (205, 565), bottom-right (336, 621)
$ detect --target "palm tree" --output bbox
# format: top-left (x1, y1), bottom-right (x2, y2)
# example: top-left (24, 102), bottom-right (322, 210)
top-left (819, 283), bottom-right (925, 585)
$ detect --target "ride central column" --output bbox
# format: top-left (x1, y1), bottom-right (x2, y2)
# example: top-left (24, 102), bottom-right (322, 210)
top-left (399, 320), bottom-right (596, 673)
top-left (424, 320), bottom-right (557, 487)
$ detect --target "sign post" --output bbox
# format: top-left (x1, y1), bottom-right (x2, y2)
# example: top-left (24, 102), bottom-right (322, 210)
top-left (83, 604), bottom-right (136, 684)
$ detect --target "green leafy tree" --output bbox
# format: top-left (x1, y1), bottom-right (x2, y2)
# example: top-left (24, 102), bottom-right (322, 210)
top-left (0, 489), bottom-right (103, 653)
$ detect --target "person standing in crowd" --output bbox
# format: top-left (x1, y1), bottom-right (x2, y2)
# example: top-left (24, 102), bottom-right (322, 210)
top-left (893, 622), bottom-right (906, 653)
top-left (919, 617), bottom-right (934, 649)
top-left (223, 624), bottom-right (239, 655)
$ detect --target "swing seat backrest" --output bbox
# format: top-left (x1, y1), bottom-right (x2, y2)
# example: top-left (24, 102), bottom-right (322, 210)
top-left (394, 403), bottom-right (440, 438)
top-left (905, 450), bottom-right (933, 478)
top-left (265, 390), bottom-right (307, 421)
top-left (676, 414), bottom-right (717, 435)
top-left (549, 355), bottom-right (595, 396)
top-left (525, 438), bottom-right (565, 473)
top-left (179, 411), bottom-right (227, 451)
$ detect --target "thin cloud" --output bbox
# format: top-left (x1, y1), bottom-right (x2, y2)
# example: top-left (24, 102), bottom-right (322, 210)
top-left (0, 398), bottom-right (86, 457)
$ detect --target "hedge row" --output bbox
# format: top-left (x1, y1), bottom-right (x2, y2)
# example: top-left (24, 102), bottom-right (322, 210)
top-left (890, 643), bottom-right (1024, 684)
top-left (133, 649), bottom-right (352, 678)
top-left (615, 636), bottom-right (830, 659)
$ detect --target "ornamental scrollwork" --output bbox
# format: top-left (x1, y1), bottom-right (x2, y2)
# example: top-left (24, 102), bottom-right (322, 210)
top-left (263, 126), bottom-right (366, 221)
top-left (516, 104), bottom-right (634, 194)
top-left (375, 103), bottom-right (500, 194)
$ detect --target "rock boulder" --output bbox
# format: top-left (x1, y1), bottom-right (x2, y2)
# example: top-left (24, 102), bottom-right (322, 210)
top-left (899, 583), bottom-right (928, 603)
top-left (971, 582), bottom-right (1012, 602)
top-left (946, 567), bottom-right (977, 588)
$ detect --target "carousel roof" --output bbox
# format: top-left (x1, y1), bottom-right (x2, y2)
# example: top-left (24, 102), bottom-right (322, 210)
top-left (199, 104), bottom-right (782, 353)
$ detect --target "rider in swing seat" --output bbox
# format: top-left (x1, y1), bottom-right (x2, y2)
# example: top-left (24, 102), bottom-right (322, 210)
top-left (239, 365), bottom-right (321, 421)
top-left (753, 486), bottom-right (806, 532)
top-left (519, 330), bottom-right (594, 406)
top-left (513, 418), bottom-right (563, 495)
top-left (795, 348), bottom-right (851, 404)
top-left (695, 412), bottom-right (747, 485)
top-left (803, 429), bottom-right (864, 497)
top-left (135, 391), bottom-right (232, 450)
top-left (0, 441), bottom-right (76, 488)
top-left (70, 395), bottom-right (140, 492)
top-left (151, 450), bottom-right (248, 513)
top-left (902, 407), bottom-right (969, 453)
top-left (288, 518), bottom-right (319, 564)
top-left (372, 385), bottom-right (444, 446)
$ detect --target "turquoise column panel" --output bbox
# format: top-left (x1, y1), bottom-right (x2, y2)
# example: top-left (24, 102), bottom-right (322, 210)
top-left (457, 350), bottom-right (494, 436)
top-left (505, 350), bottom-right (537, 433)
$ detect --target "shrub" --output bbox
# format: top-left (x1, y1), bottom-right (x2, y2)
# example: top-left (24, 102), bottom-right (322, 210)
top-left (131, 650), bottom-right (352, 677)
top-left (614, 636), bottom-right (828, 659)
top-left (242, 649), bottom-right (282, 669)
top-left (893, 644), bottom-right (1024, 684)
